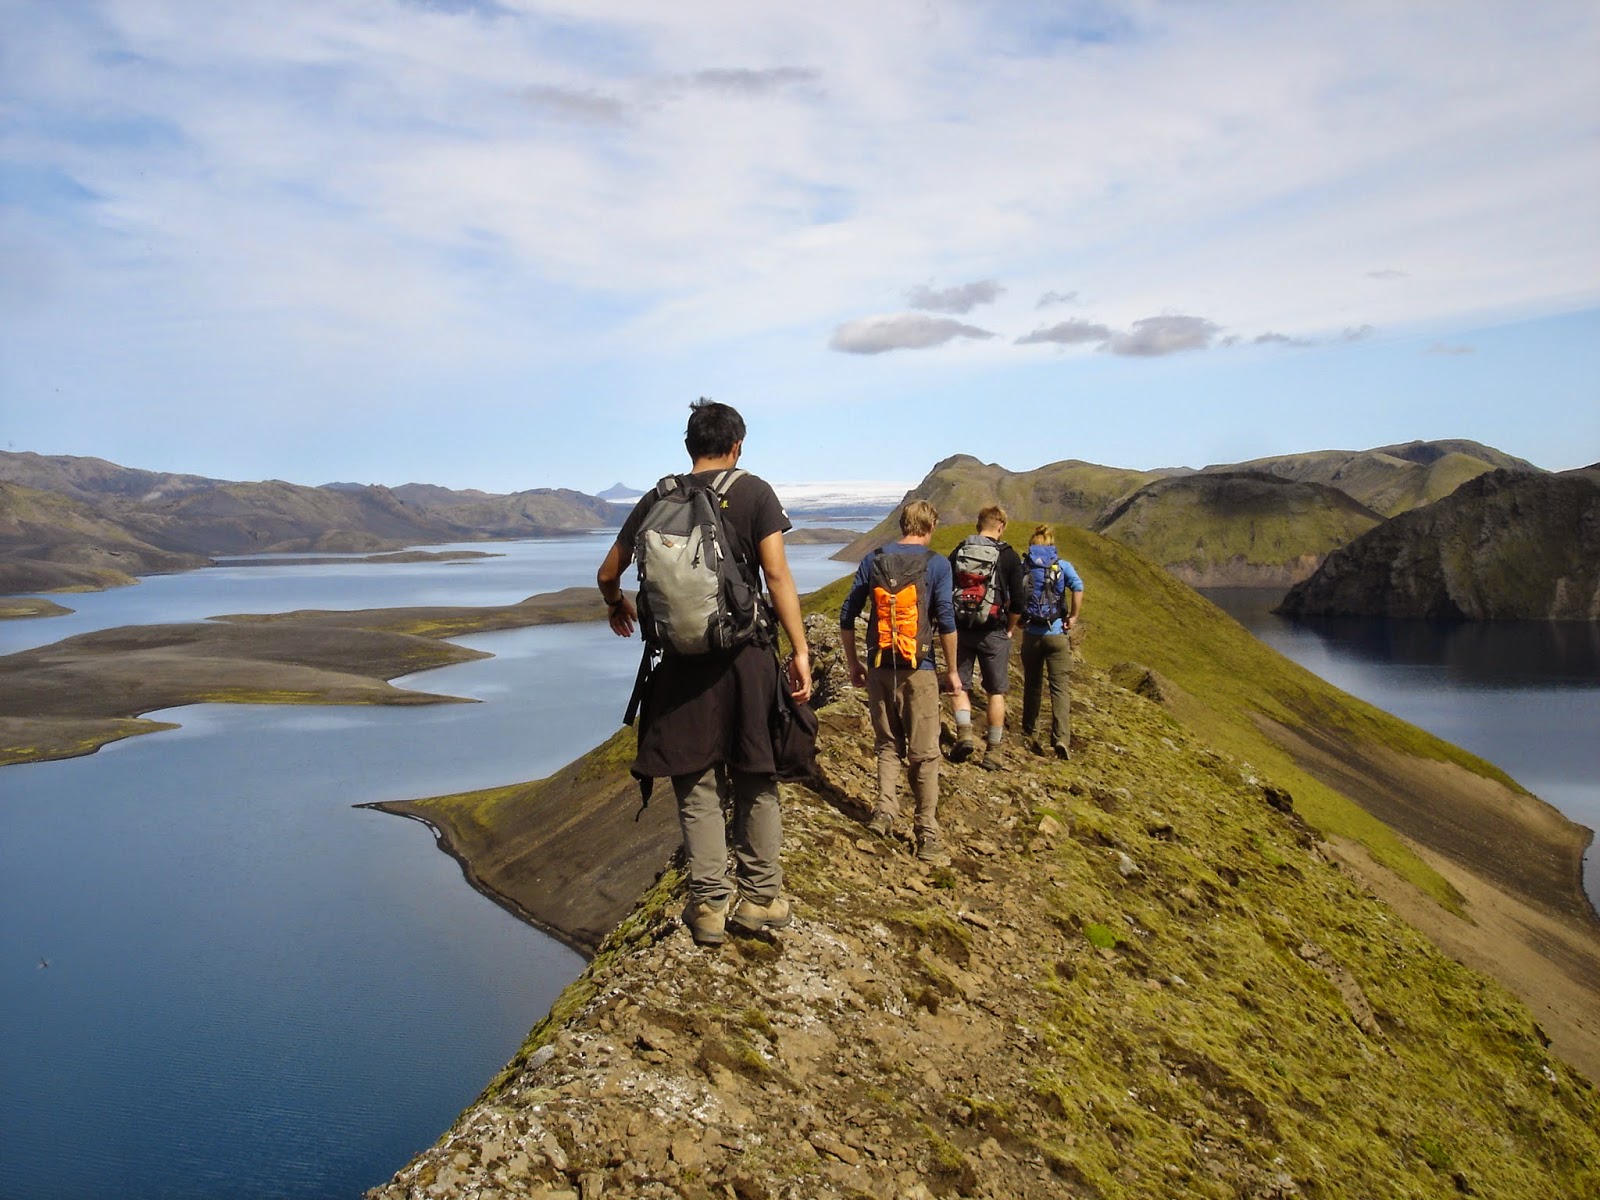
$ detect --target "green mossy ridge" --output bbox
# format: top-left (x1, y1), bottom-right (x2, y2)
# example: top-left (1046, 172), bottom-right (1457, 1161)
top-left (807, 525), bottom-right (1492, 906)
top-left (1008, 703), bottom-right (1596, 1198)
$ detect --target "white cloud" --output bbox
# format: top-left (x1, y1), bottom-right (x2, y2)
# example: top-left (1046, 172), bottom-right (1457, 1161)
top-left (1106, 315), bottom-right (1222, 357)
top-left (905, 279), bottom-right (1004, 314)
top-left (829, 313), bottom-right (995, 354)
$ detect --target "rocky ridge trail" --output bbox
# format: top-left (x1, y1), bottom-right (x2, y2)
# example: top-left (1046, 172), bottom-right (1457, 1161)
top-left (366, 619), bottom-right (1599, 1200)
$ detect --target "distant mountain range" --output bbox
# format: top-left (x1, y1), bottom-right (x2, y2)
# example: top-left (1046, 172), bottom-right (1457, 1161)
top-left (5, 442), bottom-right (1583, 617)
top-left (0, 452), bottom-right (629, 595)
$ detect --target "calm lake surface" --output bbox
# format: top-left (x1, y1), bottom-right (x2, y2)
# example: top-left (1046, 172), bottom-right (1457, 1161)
top-left (0, 536), bottom-right (857, 1200)
top-left (1200, 589), bottom-right (1600, 911)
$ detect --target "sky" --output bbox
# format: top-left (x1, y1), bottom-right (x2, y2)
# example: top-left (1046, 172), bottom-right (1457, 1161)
top-left (2, 0), bottom-right (1597, 497)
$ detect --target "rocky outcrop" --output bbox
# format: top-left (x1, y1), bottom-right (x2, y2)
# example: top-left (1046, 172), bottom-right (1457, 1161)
top-left (1278, 469), bottom-right (1600, 620)
top-left (1091, 472), bottom-right (1382, 587)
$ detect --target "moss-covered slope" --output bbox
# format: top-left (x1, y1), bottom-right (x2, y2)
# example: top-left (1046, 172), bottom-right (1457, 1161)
top-left (1279, 469), bottom-right (1600, 620)
top-left (1091, 472), bottom-right (1383, 588)
top-left (836, 455), bottom-right (1163, 560)
top-left (1203, 440), bottom-right (1535, 518)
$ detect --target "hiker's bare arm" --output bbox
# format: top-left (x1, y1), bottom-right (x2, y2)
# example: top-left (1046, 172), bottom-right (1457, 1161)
top-left (840, 626), bottom-right (866, 688)
top-left (758, 531), bottom-right (812, 703)
top-left (596, 541), bottom-right (637, 638)
top-left (1067, 584), bottom-right (1083, 628)
top-left (940, 630), bottom-right (963, 696)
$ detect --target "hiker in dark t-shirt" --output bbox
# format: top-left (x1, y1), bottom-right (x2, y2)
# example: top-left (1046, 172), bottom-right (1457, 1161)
top-left (596, 400), bottom-right (812, 946)
top-left (948, 504), bottom-right (1026, 770)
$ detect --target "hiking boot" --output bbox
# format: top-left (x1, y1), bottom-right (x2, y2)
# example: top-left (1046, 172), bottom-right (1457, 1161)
top-left (729, 893), bottom-right (793, 934)
top-left (867, 810), bottom-right (894, 839)
top-left (682, 896), bottom-right (729, 946)
top-left (917, 836), bottom-right (952, 867)
top-left (979, 744), bottom-right (1007, 772)
top-left (1053, 740), bottom-right (1071, 761)
top-left (950, 726), bottom-right (975, 762)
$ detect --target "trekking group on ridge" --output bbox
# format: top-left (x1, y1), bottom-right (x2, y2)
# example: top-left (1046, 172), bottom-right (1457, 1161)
top-left (598, 399), bottom-right (1084, 945)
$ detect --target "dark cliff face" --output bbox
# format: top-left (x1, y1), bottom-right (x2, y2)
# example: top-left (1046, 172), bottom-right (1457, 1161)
top-left (1277, 470), bottom-right (1600, 620)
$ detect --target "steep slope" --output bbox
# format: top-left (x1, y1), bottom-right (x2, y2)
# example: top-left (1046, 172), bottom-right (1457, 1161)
top-left (1091, 472), bottom-right (1382, 588)
top-left (0, 481), bottom-right (207, 592)
top-left (837, 455), bottom-right (1164, 559)
top-left (1278, 469), bottom-right (1600, 620)
top-left (367, 615), bottom-right (1599, 1199)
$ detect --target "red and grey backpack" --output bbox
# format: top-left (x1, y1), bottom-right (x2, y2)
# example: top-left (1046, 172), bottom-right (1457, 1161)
top-left (950, 535), bottom-right (1004, 629)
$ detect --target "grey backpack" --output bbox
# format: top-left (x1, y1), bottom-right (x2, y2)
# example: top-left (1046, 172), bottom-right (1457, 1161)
top-left (633, 469), bottom-right (764, 656)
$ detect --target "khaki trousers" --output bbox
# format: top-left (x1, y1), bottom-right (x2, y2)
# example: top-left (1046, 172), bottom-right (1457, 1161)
top-left (866, 667), bottom-right (942, 838)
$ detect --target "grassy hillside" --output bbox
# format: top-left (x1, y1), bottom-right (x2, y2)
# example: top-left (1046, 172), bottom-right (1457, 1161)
top-left (1281, 469), bottom-right (1600, 620)
top-left (1091, 472), bottom-right (1382, 587)
top-left (1201, 440), bottom-right (1533, 518)
top-left (837, 455), bottom-right (1162, 559)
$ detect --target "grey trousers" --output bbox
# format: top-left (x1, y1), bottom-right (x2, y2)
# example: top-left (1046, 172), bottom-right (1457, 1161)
top-left (1020, 632), bottom-right (1072, 746)
top-left (671, 766), bottom-right (783, 906)
top-left (866, 667), bottom-right (941, 838)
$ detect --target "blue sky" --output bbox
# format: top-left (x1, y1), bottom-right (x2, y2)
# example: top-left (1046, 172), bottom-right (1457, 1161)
top-left (2, 0), bottom-right (1597, 495)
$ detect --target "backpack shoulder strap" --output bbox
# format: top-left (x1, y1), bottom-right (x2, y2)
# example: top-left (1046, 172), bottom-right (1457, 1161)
top-left (655, 474), bottom-right (685, 497)
top-left (708, 467), bottom-right (746, 498)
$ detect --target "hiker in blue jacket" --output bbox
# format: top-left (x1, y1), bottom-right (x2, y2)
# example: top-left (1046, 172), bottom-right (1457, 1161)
top-left (839, 499), bottom-right (963, 866)
top-left (1019, 524), bottom-right (1084, 760)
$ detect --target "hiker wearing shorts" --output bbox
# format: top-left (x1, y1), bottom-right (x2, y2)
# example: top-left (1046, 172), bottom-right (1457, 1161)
top-left (596, 400), bottom-right (812, 946)
top-left (838, 500), bottom-right (963, 866)
top-left (948, 504), bottom-right (1025, 770)
top-left (1019, 523), bottom-right (1084, 760)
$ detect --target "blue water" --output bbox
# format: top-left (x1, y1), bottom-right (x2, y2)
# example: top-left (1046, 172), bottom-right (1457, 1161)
top-left (0, 537), bottom-right (855, 1200)
top-left (1201, 589), bottom-right (1600, 911)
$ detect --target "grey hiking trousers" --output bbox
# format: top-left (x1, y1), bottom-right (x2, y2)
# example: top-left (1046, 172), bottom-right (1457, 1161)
top-left (672, 766), bottom-right (783, 907)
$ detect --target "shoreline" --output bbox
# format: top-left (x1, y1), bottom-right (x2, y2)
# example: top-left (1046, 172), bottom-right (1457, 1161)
top-left (358, 803), bottom-right (603, 959)
top-left (0, 586), bottom-right (607, 767)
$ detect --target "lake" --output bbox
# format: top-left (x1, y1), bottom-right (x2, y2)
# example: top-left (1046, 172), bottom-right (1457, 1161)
top-left (1200, 588), bottom-right (1600, 911)
top-left (0, 536), bottom-right (858, 1200)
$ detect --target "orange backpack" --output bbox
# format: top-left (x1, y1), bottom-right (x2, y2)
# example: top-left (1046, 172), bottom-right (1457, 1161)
top-left (867, 547), bottom-right (933, 670)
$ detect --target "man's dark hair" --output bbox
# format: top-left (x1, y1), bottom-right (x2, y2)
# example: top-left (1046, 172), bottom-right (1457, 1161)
top-left (685, 398), bottom-right (747, 460)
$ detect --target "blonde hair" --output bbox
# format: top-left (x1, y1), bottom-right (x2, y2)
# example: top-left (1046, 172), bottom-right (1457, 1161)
top-left (1030, 523), bottom-right (1055, 545)
top-left (977, 504), bottom-right (1008, 532)
top-left (900, 499), bottom-right (939, 537)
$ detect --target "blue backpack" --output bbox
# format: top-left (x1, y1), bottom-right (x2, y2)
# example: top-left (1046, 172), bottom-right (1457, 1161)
top-left (1023, 544), bottom-right (1066, 625)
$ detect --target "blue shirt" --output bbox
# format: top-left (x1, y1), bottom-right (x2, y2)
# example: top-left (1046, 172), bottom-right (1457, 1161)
top-left (839, 543), bottom-right (956, 670)
top-left (1022, 553), bottom-right (1084, 637)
